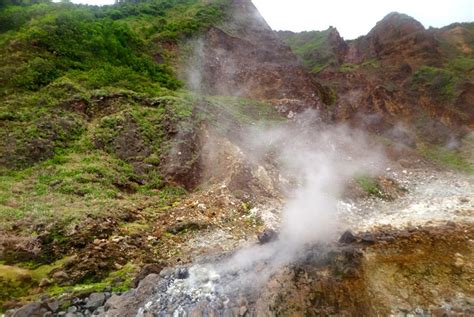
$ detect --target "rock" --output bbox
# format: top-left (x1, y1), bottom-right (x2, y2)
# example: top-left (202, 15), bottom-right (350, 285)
top-left (431, 307), bottom-right (448, 317)
top-left (338, 230), bottom-right (357, 244)
top-left (189, 303), bottom-right (206, 317)
top-left (71, 298), bottom-right (83, 305)
top-left (43, 312), bottom-right (53, 317)
top-left (159, 267), bottom-right (174, 278)
top-left (10, 302), bottom-right (43, 317)
top-left (65, 313), bottom-right (77, 317)
top-left (104, 294), bottom-right (122, 311)
top-left (257, 229), bottom-right (278, 244)
top-left (57, 312), bottom-right (66, 317)
top-left (446, 221), bottom-right (456, 228)
top-left (52, 270), bottom-right (69, 281)
top-left (92, 306), bottom-right (105, 315)
top-left (208, 308), bottom-right (220, 317)
top-left (39, 278), bottom-right (51, 288)
top-left (84, 293), bottom-right (106, 310)
top-left (454, 253), bottom-right (464, 268)
top-left (133, 263), bottom-right (164, 287)
top-left (359, 233), bottom-right (376, 244)
top-left (176, 267), bottom-right (189, 279)
top-left (103, 274), bottom-right (161, 317)
top-left (45, 300), bottom-right (59, 313)
top-left (67, 306), bottom-right (78, 313)
top-left (399, 159), bottom-right (410, 168)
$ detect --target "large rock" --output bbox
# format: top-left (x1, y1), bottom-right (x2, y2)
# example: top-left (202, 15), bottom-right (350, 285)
top-left (6, 302), bottom-right (46, 317)
top-left (84, 293), bottom-right (106, 310)
top-left (102, 274), bottom-right (161, 317)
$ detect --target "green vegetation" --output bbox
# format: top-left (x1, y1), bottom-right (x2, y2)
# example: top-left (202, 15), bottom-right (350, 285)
top-left (48, 262), bottom-right (137, 296)
top-left (412, 66), bottom-right (459, 102)
top-left (355, 175), bottom-right (385, 199)
top-left (448, 56), bottom-right (474, 73)
top-left (0, 1), bottom-right (288, 308)
top-left (0, 256), bottom-right (71, 305)
top-left (0, 0), bottom-right (229, 95)
top-left (0, 0), bottom-right (234, 308)
top-left (203, 95), bottom-right (284, 125)
top-left (0, 259), bottom-right (136, 306)
top-left (420, 145), bottom-right (474, 174)
top-left (278, 28), bottom-right (340, 73)
top-left (339, 63), bottom-right (359, 73)
top-left (339, 59), bottom-right (380, 73)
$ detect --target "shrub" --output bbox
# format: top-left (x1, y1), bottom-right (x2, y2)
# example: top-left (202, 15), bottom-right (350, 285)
top-left (413, 66), bottom-right (458, 102)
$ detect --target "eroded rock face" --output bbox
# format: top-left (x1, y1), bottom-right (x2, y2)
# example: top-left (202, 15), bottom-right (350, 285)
top-left (346, 12), bottom-right (436, 65)
top-left (280, 13), bottom-right (474, 143)
top-left (182, 0), bottom-right (323, 108)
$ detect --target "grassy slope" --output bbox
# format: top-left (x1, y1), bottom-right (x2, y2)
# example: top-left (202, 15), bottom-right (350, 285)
top-left (0, 0), bottom-right (221, 227)
top-left (278, 28), bottom-right (339, 73)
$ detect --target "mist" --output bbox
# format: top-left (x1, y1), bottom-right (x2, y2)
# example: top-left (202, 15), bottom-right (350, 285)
top-left (179, 28), bottom-right (386, 292)
top-left (224, 112), bottom-right (381, 278)
top-left (173, 109), bottom-right (387, 297)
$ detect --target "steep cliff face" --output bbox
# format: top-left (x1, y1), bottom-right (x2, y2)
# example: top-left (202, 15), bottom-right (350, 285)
top-left (279, 13), bottom-right (474, 145)
top-left (180, 0), bottom-right (323, 109)
top-left (346, 13), bottom-right (438, 65)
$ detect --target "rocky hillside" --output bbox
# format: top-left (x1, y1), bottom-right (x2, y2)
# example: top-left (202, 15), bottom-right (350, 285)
top-left (278, 13), bottom-right (474, 146)
top-left (1, 1), bottom-right (473, 315)
top-left (179, 0), bottom-right (323, 108)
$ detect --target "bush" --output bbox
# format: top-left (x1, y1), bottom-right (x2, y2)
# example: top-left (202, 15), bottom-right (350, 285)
top-left (13, 57), bottom-right (59, 90)
top-left (413, 66), bottom-right (458, 102)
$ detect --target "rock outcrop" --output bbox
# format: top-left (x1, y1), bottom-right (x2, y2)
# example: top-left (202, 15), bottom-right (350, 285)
top-left (181, 0), bottom-right (323, 109)
top-left (279, 13), bottom-right (474, 144)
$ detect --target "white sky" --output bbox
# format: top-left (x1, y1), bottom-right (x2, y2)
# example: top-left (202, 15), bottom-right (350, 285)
top-left (65, 0), bottom-right (473, 39)
top-left (252, 0), bottom-right (474, 39)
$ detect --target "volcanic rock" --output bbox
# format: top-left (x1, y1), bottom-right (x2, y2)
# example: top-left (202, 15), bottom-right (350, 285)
top-left (84, 293), bottom-right (105, 310)
top-left (257, 228), bottom-right (278, 244)
top-left (338, 230), bottom-right (357, 244)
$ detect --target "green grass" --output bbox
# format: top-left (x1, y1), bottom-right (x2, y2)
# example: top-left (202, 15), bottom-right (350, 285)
top-left (339, 63), bottom-right (359, 73)
top-left (355, 175), bottom-right (385, 199)
top-left (0, 256), bottom-right (72, 310)
top-left (278, 28), bottom-right (340, 73)
top-left (47, 262), bottom-right (137, 297)
top-left (412, 65), bottom-right (462, 103)
top-left (420, 145), bottom-right (474, 174)
top-left (448, 56), bottom-right (474, 73)
top-left (338, 60), bottom-right (379, 73)
top-left (0, 148), bottom-right (186, 232)
top-left (0, 0), bottom-right (281, 308)
top-left (0, 259), bottom-right (136, 311)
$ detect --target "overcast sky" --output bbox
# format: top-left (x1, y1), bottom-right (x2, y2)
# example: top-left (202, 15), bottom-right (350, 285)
top-left (65, 0), bottom-right (473, 39)
top-left (252, 0), bottom-right (473, 39)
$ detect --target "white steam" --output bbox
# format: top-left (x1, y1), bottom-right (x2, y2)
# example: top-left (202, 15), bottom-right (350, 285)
top-left (180, 13), bottom-right (386, 293)
top-left (193, 111), bottom-right (386, 291)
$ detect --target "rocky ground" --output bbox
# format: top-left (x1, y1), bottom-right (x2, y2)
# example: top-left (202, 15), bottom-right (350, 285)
top-left (5, 139), bottom-right (472, 317)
